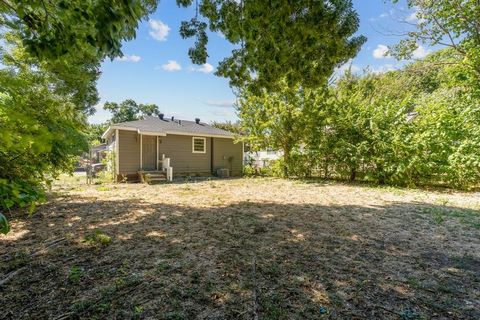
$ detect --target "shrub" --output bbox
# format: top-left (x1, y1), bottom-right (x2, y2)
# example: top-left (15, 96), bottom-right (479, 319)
top-left (84, 229), bottom-right (112, 246)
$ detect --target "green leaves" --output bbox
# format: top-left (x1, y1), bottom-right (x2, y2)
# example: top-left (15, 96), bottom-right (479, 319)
top-left (204, 0), bottom-right (366, 89)
top-left (388, 0), bottom-right (480, 85)
top-left (2, 1), bottom-right (364, 90)
top-left (0, 212), bottom-right (9, 235)
top-left (2, 0), bottom-right (156, 61)
top-left (239, 49), bottom-right (480, 188)
top-left (103, 99), bottom-right (160, 124)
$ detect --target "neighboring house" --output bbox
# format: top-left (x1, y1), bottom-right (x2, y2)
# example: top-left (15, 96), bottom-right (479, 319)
top-left (90, 144), bottom-right (107, 163)
top-left (245, 148), bottom-right (282, 168)
top-left (102, 115), bottom-right (243, 181)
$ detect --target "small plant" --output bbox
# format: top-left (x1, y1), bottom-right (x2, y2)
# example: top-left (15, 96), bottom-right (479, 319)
top-left (68, 265), bottom-right (84, 283)
top-left (133, 305), bottom-right (144, 318)
top-left (84, 229), bottom-right (112, 246)
top-left (96, 186), bottom-right (111, 192)
top-left (0, 212), bottom-right (9, 234)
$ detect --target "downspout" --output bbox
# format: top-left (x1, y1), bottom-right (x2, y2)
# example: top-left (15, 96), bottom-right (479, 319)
top-left (115, 129), bottom-right (119, 179)
top-left (211, 137), bottom-right (214, 175)
top-left (140, 133), bottom-right (143, 170)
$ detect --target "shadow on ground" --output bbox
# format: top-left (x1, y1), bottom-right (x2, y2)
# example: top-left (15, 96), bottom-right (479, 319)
top-left (1, 192), bottom-right (479, 319)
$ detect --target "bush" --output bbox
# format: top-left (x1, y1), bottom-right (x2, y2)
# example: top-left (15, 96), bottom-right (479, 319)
top-left (84, 229), bottom-right (112, 246)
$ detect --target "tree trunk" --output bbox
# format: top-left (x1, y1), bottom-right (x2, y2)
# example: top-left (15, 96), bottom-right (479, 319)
top-left (349, 168), bottom-right (356, 181)
top-left (283, 146), bottom-right (291, 178)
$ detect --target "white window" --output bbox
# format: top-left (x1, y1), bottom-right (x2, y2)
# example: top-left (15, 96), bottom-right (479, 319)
top-left (192, 137), bottom-right (206, 153)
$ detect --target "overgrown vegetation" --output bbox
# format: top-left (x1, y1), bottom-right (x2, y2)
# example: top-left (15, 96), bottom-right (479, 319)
top-left (239, 49), bottom-right (480, 189)
top-left (0, 32), bottom-right (92, 227)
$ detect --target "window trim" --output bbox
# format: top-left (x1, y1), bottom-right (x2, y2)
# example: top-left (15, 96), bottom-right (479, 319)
top-left (192, 137), bottom-right (206, 154)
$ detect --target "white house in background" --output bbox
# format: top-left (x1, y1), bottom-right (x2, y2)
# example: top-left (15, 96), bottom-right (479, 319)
top-left (244, 148), bottom-right (283, 168)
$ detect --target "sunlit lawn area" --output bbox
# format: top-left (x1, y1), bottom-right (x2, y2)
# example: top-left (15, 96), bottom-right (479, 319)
top-left (1, 176), bottom-right (479, 319)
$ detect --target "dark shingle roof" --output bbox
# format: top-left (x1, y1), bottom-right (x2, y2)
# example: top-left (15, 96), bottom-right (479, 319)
top-left (107, 116), bottom-right (235, 138)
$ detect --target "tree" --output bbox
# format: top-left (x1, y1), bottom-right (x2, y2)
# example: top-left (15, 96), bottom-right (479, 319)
top-left (238, 83), bottom-right (310, 177)
top-left (211, 121), bottom-right (242, 135)
top-left (0, 0), bottom-right (157, 61)
top-left (103, 99), bottom-right (160, 124)
top-left (0, 34), bottom-right (90, 225)
top-left (86, 123), bottom-right (110, 146)
top-left (238, 48), bottom-right (480, 188)
top-left (390, 0), bottom-right (480, 83)
top-left (1, 0), bottom-right (365, 90)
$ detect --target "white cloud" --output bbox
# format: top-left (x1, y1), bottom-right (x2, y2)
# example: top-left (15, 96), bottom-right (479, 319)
top-left (196, 63), bottom-right (214, 74)
top-left (373, 44), bottom-right (390, 59)
top-left (412, 45), bottom-right (431, 59)
top-left (189, 63), bottom-right (215, 74)
top-left (204, 99), bottom-right (235, 108)
top-left (160, 60), bottom-right (182, 72)
top-left (115, 54), bottom-right (141, 62)
top-left (372, 64), bottom-right (397, 74)
top-left (379, 12), bottom-right (389, 18)
top-left (149, 19), bottom-right (170, 41)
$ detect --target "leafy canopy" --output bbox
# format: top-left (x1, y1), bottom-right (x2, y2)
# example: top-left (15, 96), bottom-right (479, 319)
top-left (1, 0), bottom-right (365, 90)
top-left (0, 33), bottom-right (90, 219)
top-left (390, 0), bottom-right (480, 83)
top-left (239, 49), bottom-right (480, 188)
top-left (103, 99), bottom-right (160, 124)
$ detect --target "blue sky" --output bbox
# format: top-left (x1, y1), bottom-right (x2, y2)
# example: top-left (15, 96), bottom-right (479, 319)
top-left (89, 0), bottom-right (431, 124)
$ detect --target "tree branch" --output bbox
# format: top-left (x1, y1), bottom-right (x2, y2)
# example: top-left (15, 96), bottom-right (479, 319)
top-left (0, 0), bottom-right (16, 12)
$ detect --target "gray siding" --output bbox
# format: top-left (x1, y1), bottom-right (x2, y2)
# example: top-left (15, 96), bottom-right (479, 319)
top-left (212, 138), bottom-right (243, 176)
top-left (118, 130), bottom-right (140, 174)
top-left (159, 134), bottom-right (212, 176)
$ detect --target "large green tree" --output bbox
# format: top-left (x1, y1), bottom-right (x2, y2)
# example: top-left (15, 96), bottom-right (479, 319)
top-left (390, 0), bottom-right (480, 85)
top-left (103, 99), bottom-right (160, 124)
top-left (0, 34), bottom-right (90, 231)
top-left (1, 0), bottom-right (365, 90)
top-left (238, 83), bottom-right (312, 176)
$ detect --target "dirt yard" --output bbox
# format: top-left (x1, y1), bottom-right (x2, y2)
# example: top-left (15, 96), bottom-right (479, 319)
top-left (1, 176), bottom-right (479, 319)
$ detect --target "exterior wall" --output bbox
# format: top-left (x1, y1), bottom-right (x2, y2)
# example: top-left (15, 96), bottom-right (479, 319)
top-left (118, 130), bottom-right (140, 176)
top-left (159, 134), bottom-right (212, 176)
top-left (115, 130), bottom-right (242, 179)
top-left (212, 138), bottom-right (243, 176)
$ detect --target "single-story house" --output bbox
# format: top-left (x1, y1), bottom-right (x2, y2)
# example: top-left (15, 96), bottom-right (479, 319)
top-left (102, 115), bottom-right (243, 182)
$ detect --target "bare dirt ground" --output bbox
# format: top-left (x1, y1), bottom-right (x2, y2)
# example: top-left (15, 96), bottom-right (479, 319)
top-left (1, 176), bottom-right (479, 319)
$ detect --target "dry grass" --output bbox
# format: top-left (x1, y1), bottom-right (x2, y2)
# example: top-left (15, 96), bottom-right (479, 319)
top-left (1, 176), bottom-right (479, 319)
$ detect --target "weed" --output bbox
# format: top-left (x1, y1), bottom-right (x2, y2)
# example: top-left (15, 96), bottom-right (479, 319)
top-left (68, 266), bottom-right (84, 284)
top-left (420, 207), bottom-right (479, 228)
top-left (96, 186), bottom-right (111, 192)
top-left (133, 305), bottom-right (144, 318)
top-left (407, 276), bottom-right (420, 289)
top-left (435, 197), bottom-right (450, 206)
top-left (437, 282), bottom-right (453, 294)
top-left (84, 229), bottom-right (112, 246)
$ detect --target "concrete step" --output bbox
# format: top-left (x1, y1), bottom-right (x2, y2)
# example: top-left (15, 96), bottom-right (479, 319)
top-left (146, 174), bottom-right (166, 178)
